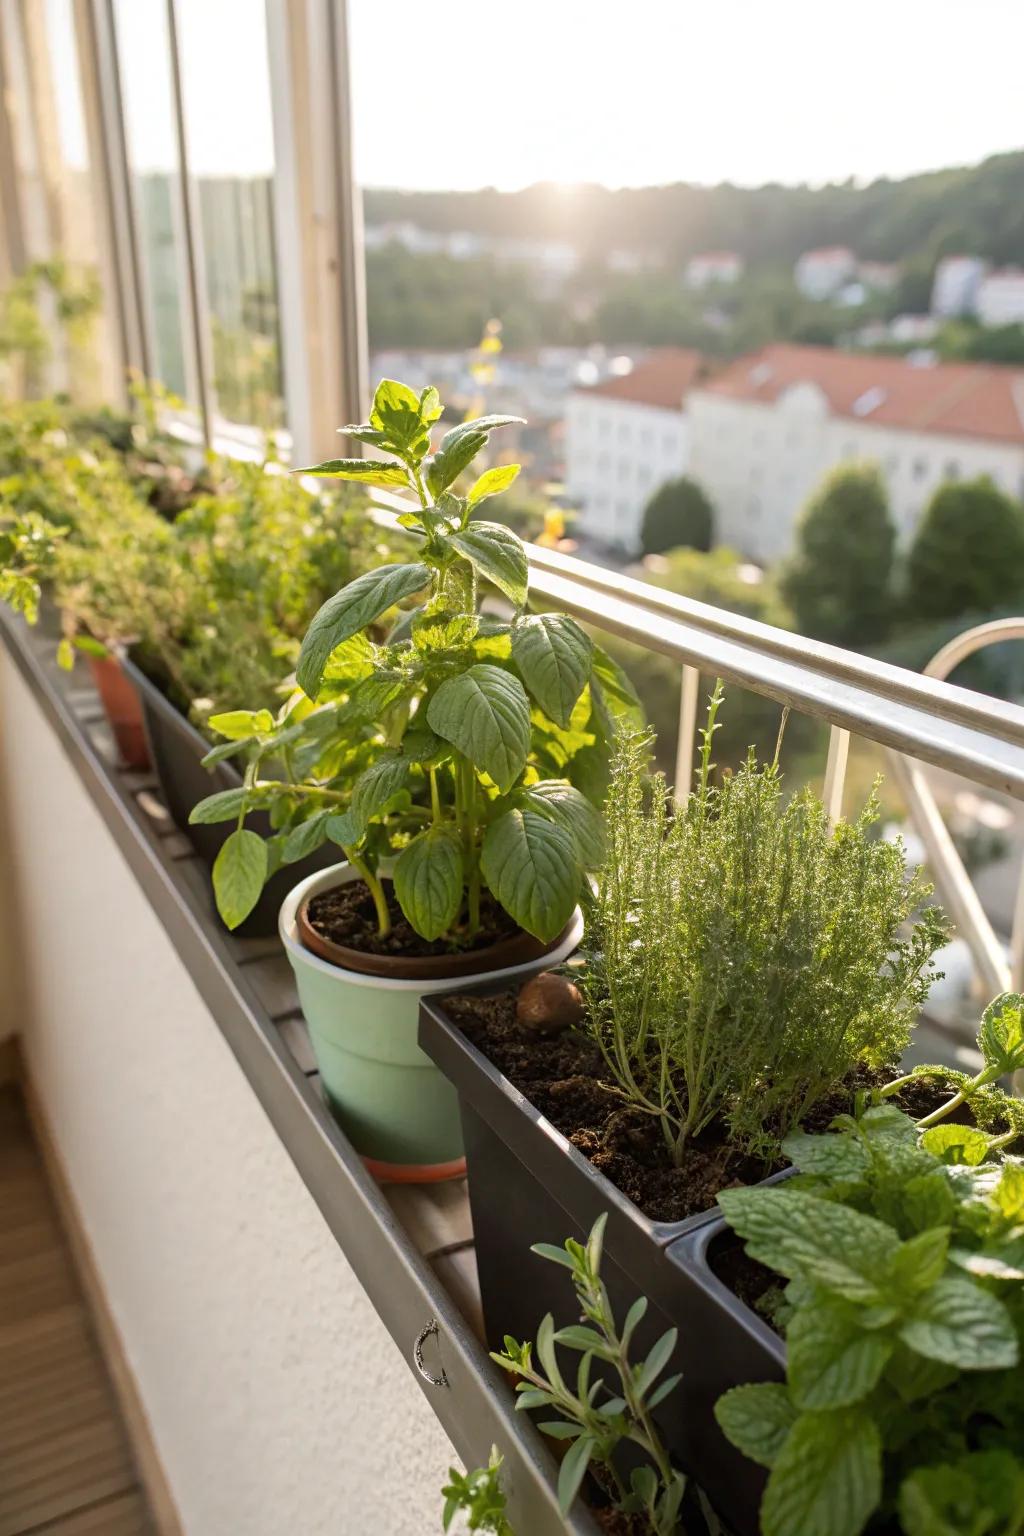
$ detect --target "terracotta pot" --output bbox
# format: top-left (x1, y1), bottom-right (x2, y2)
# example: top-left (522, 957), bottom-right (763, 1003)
top-left (87, 653), bottom-right (150, 771)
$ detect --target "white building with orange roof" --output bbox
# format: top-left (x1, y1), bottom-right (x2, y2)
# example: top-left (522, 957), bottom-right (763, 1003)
top-left (687, 344), bottom-right (1024, 563)
top-left (685, 252), bottom-right (744, 289)
top-left (794, 247), bottom-right (856, 300)
top-left (565, 348), bottom-right (708, 549)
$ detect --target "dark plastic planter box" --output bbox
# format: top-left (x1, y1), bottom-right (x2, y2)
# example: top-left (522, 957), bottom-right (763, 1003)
top-left (124, 656), bottom-right (335, 937)
top-left (419, 993), bottom-right (786, 1536)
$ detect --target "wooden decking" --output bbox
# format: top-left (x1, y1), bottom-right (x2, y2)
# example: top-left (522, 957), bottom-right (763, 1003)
top-left (0, 1084), bottom-right (154, 1536)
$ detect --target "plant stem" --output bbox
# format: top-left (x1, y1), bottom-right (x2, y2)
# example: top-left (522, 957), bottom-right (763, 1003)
top-left (458, 757), bottom-right (481, 937)
top-left (345, 847), bottom-right (391, 938)
top-left (429, 766), bottom-right (442, 825)
top-left (916, 1064), bottom-right (1001, 1128)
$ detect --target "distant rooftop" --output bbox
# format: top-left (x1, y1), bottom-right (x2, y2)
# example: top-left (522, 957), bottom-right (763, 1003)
top-left (580, 348), bottom-right (706, 410)
top-left (698, 343), bottom-right (1024, 444)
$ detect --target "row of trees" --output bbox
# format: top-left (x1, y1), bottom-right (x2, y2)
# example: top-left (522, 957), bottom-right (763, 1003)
top-left (636, 464), bottom-right (1024, 649)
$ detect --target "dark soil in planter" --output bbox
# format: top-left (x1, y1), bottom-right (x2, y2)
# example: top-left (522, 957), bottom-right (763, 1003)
top-left (442, 989), bottom-right (962, 1224)
top-left (307, 880), bottom-right (518, 958)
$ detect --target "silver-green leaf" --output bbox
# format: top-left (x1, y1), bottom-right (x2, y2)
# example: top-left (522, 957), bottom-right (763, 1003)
top-left (480, 808), bottom-right (579, 941)
top-left (511, 613), bottom-right (593, 727)
top-left (426, 664), bottom-right (530, 793)
top-left (297, 563), bottom-right (430, 698)
top-left (393, 826), bottom-right (463, 941)
top-left (449, 521), bottom-right (529, 607)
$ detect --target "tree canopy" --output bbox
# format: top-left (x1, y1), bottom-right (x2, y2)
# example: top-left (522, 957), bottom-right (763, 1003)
top-left (640, 476), bottom-right (715, 556)
top-left (906, 477), bottom-right (1024, 623)
top-left (781, 464), bottom-right (895, 645)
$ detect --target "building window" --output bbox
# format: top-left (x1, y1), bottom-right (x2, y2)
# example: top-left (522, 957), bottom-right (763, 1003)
top-left (944, 460), bottom-right (961, 480)
top-left (912, 458), bottom-right (928, 481)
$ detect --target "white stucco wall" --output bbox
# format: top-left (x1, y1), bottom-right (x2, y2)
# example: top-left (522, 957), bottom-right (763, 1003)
top-left (566, 393), bottom-right (689, 549)
top-left (0, 648), bottom-right (456, 1535)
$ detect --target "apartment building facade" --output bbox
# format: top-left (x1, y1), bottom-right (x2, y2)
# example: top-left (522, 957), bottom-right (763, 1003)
top-left (565, 349), bottom-right (705, 550)
top-left (687, 344), bottom-right (1024, 564)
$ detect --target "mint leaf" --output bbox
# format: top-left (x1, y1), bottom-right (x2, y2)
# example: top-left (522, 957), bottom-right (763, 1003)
top-left (297, 563), bottom-right (430, 698)
top-left (899, 1275), bottom-right (1018, 1369)
top-left (369, 377), bottom-right (431, 458)
top-left (394, 826), bottom-right (463, 941)
top-left (427, 664), bottom-right (530, 793)
top-left (920, 1124), bottom-right (992, 1166)
top-left (467, 463), bottom-right (521, 507)
top-left (511, 614), bottom-right (593, 728)
top-left (481, 808), bottom-right (579, 941)
top-left (715, 1382), bottom-right (798, 1469)
top-left (212, 829), bottom-right (268, 930)
top-left (788, 1303), bottom-right (893, 1410)
top-left (978, 991), bottom-right (1024, 1075)
top-left (761, 1409), bottom-right (882, 1536)
top-left (449, 521), bottom-right (529, 607)
top-left (719, 1187), bottom-right (899, 1302)
top-left (782, 1129), bottom-right (870, 1179)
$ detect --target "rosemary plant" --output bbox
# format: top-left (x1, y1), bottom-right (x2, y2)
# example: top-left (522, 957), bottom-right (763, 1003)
top-left (493, 1215), bottom-right (686, 1534)
top-left (577, 683), bottom-right (948, 1164)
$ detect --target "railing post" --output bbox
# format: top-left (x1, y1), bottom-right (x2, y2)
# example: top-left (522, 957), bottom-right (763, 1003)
top-left (822, 725), bottom-right (850, 828)
top-left (673, 664), bottom-right (700, 804)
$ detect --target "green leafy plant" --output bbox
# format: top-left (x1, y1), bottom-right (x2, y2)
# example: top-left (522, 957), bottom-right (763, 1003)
top-left (715, 991), bottom-right (1024, 1536)
top-left (492, 1214), bottom-right (686, 1534)
top-left (192, 378), bottom-right (632, 935)
top-left (441, 1447), bottom-right (514, 1534)
top-left (577, 686), bottom-right (948, 1165)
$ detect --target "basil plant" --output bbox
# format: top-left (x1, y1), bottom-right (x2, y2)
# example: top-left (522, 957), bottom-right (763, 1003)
top-left (192, 379), bottom-right (639, 937)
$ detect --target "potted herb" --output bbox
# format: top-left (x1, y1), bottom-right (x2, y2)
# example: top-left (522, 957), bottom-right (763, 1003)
top-left (715, 991), bottom-right (1024, 1536)
top-left (191, 379), bottom-right (619, 1174)
top-left (418, 691), bottom-right (948, 1529)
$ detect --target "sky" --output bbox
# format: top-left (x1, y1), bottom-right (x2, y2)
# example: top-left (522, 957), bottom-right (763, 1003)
top-left (49, 0), bottom-right (1024, 190)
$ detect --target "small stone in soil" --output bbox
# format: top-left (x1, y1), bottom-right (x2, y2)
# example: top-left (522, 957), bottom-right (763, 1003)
top-left (517, 972), bottom-right (584, 1034)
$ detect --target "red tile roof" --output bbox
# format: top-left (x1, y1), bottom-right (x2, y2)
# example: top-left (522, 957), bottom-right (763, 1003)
top-left (697, 344), bottom-right (1024, 446)
top-left (581, 348), bottom-right (707, 411)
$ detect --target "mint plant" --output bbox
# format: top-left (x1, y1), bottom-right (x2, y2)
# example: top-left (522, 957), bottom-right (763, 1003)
top-left (492, 1214), bottom-right (686, 1534)
top-left (191, 379), bottom-right (632, 934)
top-left (441, 1447), bottom-right (514, 1535)
top-left (715, 992), bottom-right (1024, 1536)
top-left (576, 687), bottom-right (948, 1164)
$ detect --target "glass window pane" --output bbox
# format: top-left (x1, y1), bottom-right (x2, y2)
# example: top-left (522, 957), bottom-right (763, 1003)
top-left (113, 0), bottom-right (194, 404)
top-left (175, 0), bottom-right (284, 437)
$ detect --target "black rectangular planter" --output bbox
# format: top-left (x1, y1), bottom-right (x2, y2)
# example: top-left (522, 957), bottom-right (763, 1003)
top-left (419, 994), bottom-right (786, 1536)
top-left (123, 657), bottom-right (335, 937)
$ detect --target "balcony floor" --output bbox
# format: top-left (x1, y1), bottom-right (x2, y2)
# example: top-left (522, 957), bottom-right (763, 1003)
top-left (0, 1083), bottom-right (154, 1536)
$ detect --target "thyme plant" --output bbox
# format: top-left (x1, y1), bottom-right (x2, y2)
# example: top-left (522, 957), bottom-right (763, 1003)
top-left (441, 1448), bottom-right (513, 1535)
top-left (577, 684), bottom-right (948, 1164)
top-left (493, 1215), bottom-right (686, 1533)
top-left (191, 379), bottom-right (629, 935)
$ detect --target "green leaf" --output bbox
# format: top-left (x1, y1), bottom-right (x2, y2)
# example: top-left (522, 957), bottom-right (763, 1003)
top-left (978, 992), bottom-right (1024, 1075)
top-left (511, 614), bottom-right (593, 728)
top-left (369, 378), bottom-right (430, 457)
top-left (788, 1303), bottom-right (892, 1410)
top-left (556, 1433), bottom-right (593, 1517)
top-left (201, 736), bottom-right (257, 768)
top-left (622, 1295), bottom-right (647, 1346)
top-left (898, 1275), bottom-right (1018, 1369)
top-left (529, 1242), bottom-right (576, 1270)
top-left (635, 1327), bottom-right (677, 1397)
top-left (189, 787), bottom-right (248, 825)
top-left (426, 414), bottom-right (524, 497)
top-left (419, 385), bottom-right (442, 424)
top-left (297, 563), bottom-right (430, 698)
top-left (350, 753), bottom-right (412, 827)
top-left (481, 808), bottom-right (579, 942)
top-left (537, 1421), bottom-right (584, 1441)
top-left (393, 826), bottom-right (462, 941)
top-left (295, 456), bottom-right (409, 488)
top-left (993, 1161), bottom-right (1024, 1220)
top-left (760, 1409), bottom-right (882, 1536)
top-left (782, 1129), bottom-right (870, 1180)
top-left (590, 644), bottom-right (644, 723)
top-left (519, 781), bottom-right (605, 867)
top-left (920, 1124), bottom-right (992, 1166)
top-left (715, 1382), bottom-right (798, 1470)
top-left (719, 1187), bottom-right (899, 1302)
top-left (56, 636), bottom-right (74, 670)
top-left (325, 811), bottom-right (361, 848)
top-left (647, 1372), bottom-right (682, 1410)
top-left (888, 1227), bottom-right (950, 1294)
top-left (950, 1240), bottom-right (1024, 1281)
top-left (281, 810), bottom-right (332, 864)
top-left (449, 521), bottom-right (529, 607)
top-left (445, 413), bottom-right (525, 440)
top-left (899, 1451), bottom-right (1024, 1536)
top-left (208, 708), bottom-right (274, 740)
top-left (467, 462), bottom-right (521, 506)
top-left (426, 664), bottom-right (530, 793)
top-left (212, 829), bottom-right (268, 930)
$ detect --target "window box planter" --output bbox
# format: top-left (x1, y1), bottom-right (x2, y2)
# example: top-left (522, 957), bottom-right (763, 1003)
top-left (419, 992), bottom-right (786, 1536)
top-left (123, 655), bottom-right (336, 936)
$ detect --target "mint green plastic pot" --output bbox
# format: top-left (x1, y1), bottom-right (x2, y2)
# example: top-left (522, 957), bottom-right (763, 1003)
top-left (280, 863), bottom-right (583, 1176)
